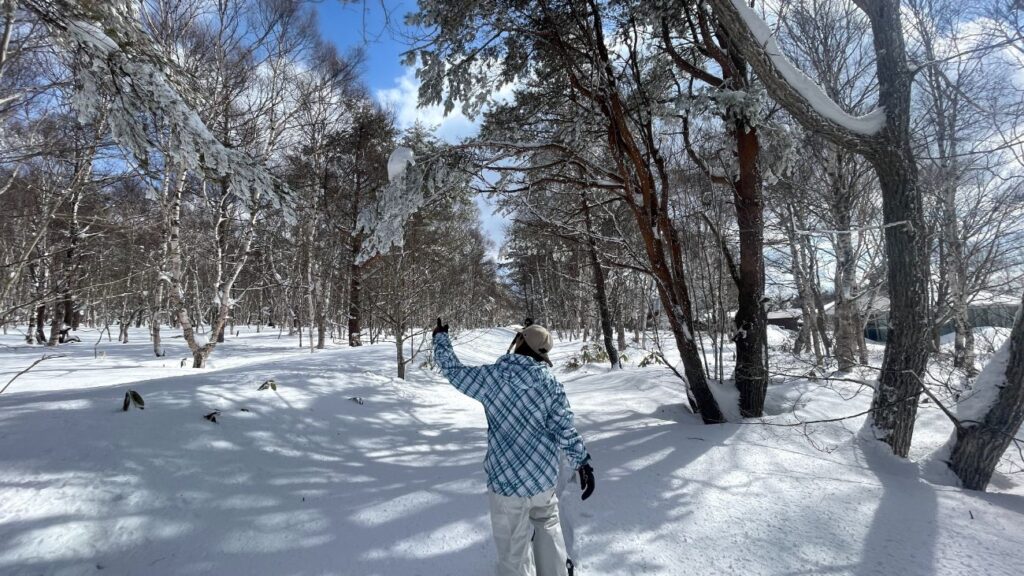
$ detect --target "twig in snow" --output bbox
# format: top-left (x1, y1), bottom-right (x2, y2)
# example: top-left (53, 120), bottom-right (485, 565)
top-left (0, 354), bottom-right (65, 395)
top-left (94, 323), bottom-right (111, 359)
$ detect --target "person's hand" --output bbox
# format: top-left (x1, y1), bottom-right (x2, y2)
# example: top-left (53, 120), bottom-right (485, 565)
top-left (432, 318), bottom-right (449, 337)
top-left (578, 460), bottom-right (595, 501)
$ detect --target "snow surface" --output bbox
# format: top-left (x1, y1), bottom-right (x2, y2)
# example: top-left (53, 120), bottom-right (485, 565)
top-left (727, 0), bottom-right (887, 136)
top-left (1, 327), bottom-right (1023, 575)
top-left (766, 324), bottom-right (793, 347)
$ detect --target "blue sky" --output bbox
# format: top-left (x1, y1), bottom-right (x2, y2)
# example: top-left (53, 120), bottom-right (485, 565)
top-left (315, 1), bottom-right (410, 98)
top-left (315, 1), bottom-right (508, 258)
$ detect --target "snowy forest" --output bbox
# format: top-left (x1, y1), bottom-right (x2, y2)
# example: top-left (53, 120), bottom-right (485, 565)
top-left (1, 1), bottom-right (1024, 575)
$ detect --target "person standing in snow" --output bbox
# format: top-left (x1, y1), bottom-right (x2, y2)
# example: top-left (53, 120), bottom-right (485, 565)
top-left (432, 318), bottom-right (594, 576)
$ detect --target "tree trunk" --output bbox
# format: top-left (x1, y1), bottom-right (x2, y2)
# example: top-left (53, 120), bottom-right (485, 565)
top-left (642, 221), bottom-right (724, 423)
top-left (732, 123), bottom-right (768, 417)
top-left (395, 331), bottom-right (406, 380)
top-left (348, 260), bottom-right (362, 347)
top-left (46, 299), bottom-right (61, 346)
top-left (152, 163), bottom-right (174, 357)
top-left (948, 213), bottom-right (975, 375)
top-left (152, 308), bottom-right (163, 357)
top-left (581, 192), bottom-right (620, 369)
top-left (193, 346), bottom-right (211, 369)
top-left (304, 213), bottom-right (317, 353)
top-left (638, 281), bottom-right (649, 348)
top-left (866, 147), bottom-right (930, 456)
top-left (34, 303), bottom-right (47, 344)
top-left (165, 171), bottom-right (207, 367)
top-left (857, 2), bottom-right (931, 457)
top-left (858, 325), bottom-right (869, 364)
top-left (946, 291), bottom-right (1024, 490)
top-left (802, 232), bottom-right (833, 356)
top-left (833, 208), bottom-right (862, 371)
top-left (955, 306), bottom-right (976, 375)
top-left (214, 190), bottom-right (230, 345)
top-left (784, 201), bottom-right (823, 363)
top-left (61, 186), bottom-right (82, 331)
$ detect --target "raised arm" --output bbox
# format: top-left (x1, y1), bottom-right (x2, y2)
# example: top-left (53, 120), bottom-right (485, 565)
top-left (433, 331), bottom-right (490, 401)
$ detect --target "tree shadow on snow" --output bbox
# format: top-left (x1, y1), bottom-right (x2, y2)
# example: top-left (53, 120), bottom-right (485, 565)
top-left (0, 343), bottom-right (498, 576)
top-left (850, 442), bottom-right (937, 576)
top-left (565, 404), bottom-right (738, 574)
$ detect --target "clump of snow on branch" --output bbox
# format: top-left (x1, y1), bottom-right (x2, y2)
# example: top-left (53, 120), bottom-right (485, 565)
top-left (53, 5), bottom-right (275, 202)
top-left (387, 146), bottom-right (416, 182)
top-left (356, 145), bottom-right (470, 264)
top-left (727, 0), bottom-right (886, 136)
top-left (677, 86), bottom-right (767, 129)
top-left (355, 147), bottom-right (425, 264)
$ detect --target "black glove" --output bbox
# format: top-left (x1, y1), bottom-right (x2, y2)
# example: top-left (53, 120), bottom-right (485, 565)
top-left (578, 459), bottom-right (595, 501)
top-left (432, 317), bottom-right (449, 337)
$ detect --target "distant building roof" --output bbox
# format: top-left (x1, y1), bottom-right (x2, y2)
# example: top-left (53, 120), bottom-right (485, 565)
top-left (968, 290), bottom-right (1020, 307)
top-left (767, 308), bottom-right (802, 320)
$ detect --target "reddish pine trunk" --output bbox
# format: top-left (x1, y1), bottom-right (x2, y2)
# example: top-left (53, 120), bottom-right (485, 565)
top-left (732, 124), bottom-right (767, 417)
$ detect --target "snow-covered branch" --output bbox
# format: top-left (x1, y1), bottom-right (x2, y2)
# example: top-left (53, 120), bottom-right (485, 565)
top-left (356, 147), bottom-right (424, 264)
top-left (708, 0), bottom-right (886, 151)
top-left (23, 0), bottom-right (278, 202)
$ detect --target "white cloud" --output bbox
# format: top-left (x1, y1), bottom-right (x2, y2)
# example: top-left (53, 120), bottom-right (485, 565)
top-left (375, 67), bottom-right (481, 142)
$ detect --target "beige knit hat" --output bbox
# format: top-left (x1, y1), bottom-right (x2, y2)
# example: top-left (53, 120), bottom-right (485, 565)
top-left (515, 324), bottom-right (553, 366)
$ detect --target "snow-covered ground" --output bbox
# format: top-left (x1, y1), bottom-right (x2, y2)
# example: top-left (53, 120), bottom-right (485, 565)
top-left (1, 326), bottom-right (1022, 575)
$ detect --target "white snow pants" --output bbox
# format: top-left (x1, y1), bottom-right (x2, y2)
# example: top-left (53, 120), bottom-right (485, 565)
top-left (554, 455), bottom-right (577, 561)
top-left (488, 488), bottom-right (569, 576)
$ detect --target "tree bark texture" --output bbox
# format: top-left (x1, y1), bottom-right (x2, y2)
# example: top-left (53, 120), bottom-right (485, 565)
top-left (732, 123), bottom-right (768, 417)
top-left (830, 150), bottom-right (864, 372)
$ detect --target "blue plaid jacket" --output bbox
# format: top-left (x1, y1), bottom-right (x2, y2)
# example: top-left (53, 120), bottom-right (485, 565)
top-left (433, 333), bottom-right (589, 497)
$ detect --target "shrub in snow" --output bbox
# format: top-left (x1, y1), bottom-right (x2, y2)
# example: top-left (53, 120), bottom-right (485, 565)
top-left (565, 342), bottom-right (610, 370)
top-left (637, 352), bottom-right (665, 368)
